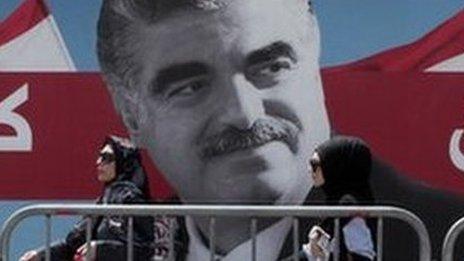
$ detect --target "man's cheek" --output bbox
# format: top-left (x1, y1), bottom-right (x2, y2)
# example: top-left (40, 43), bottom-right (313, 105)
top-left (274, 86), bottom-right (313, 118)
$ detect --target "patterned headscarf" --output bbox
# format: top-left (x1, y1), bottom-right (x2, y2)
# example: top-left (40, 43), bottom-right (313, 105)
top-left (102, 135), bottom-right (151, 198)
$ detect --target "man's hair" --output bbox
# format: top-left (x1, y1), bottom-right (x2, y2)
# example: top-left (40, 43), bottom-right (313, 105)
top-left (97, 0), bottom-right (314, 93)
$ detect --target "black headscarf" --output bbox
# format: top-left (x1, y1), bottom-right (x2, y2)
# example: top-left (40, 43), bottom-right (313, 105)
top-left (315, 136), bottom-right (374, 204)
top-left (101, 135), bottom-right (151, 199)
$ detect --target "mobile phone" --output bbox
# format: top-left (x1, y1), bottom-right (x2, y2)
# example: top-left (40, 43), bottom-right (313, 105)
top-left (310, 226), bottom-right (331, 250)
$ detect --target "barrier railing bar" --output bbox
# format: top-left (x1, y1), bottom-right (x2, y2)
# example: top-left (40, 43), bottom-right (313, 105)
top-left (0, 205), bottom-right (432, 261)
top-left (209, 217), bottom-right (215, 261)
top-left (251, 218), bottom-right (257, 261)
top-left (45, 215), bottom-right (51, 261)
top-left (168, 216), bottom-right (175, 261)
top-left (442, 216), bottom-right (464, 261)
top-left (85, 216), bottom-right (92, 261)
top-left (333, 218), bottom-right (340, 261)
top-left (127, 217), bottom-right (134, 261)
top-left (377, 217), bottom-right (383, 261)
top-left (293, 218), bottom-right (299, 261)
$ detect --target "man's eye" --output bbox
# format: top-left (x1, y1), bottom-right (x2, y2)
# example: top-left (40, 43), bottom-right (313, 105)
top-left (166, 79), bottom-right (208, 99)
top-left (248, 57), bottom-right (295, 85)
top-left (258, 60), bottom-right (291, 76)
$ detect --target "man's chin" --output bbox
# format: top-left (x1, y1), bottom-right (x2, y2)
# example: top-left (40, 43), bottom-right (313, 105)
top-left (187, 142), bottom-right (307, 205)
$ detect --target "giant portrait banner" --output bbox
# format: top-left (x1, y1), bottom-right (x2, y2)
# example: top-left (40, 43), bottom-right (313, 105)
top-left (0, 1), bottom-right (463, 200)
top-left (3, 1), bottom-right (464, 260)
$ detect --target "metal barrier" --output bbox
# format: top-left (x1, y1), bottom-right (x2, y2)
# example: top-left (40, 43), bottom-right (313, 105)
top-left (0, 204), bottom-right (431, 261)
top-left (442, 216), bottom-right (464, 261)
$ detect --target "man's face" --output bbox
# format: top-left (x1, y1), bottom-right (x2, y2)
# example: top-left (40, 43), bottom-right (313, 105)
top-left (124, 0), bottom-right (330, 204)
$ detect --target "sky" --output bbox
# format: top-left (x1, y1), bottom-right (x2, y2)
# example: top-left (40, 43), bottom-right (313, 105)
top-left (0, 0), bottom-right (463, 259)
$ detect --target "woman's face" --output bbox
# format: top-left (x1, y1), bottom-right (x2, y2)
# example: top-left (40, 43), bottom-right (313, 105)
top-left (96, 144), bottom-right (117, 183)
top-left (310, 152), bottom-right (325, 187)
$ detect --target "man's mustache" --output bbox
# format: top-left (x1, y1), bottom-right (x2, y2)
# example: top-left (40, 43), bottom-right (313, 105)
top-left (200, 118), bottom-right (300, 159)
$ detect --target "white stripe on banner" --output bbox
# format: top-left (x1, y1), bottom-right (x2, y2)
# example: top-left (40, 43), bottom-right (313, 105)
top-left (426, 52), bottom-right (464, 72)
top-left (0, 15), bottom-right (75, 71)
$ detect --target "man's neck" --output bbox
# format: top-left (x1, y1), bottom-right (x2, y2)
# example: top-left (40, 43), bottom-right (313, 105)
top-left (186, 185), bottom-right (312, 254)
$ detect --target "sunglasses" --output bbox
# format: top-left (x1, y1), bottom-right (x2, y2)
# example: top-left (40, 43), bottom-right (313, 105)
top-left (309, 158), bottom-right (321, 172)
top-left (99, 152), bottom-right (116, 164)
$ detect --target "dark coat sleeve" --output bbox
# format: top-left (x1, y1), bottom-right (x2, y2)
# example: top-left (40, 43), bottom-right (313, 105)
top-left (36, 216), bottom-right (100, 261)
top-left (36, 183), bottom-right (154, 261)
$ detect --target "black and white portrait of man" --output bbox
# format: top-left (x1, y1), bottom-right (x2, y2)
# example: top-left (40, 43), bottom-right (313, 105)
top-left (96, 0), bottom-right (464, 260)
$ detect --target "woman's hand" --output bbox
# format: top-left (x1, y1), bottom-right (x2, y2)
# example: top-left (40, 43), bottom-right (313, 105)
top-left (305, 225), bottom-right (331, 260)
top-left (309, 241), bottom-right (326, 257)
top-left (19, 250), bottom-right (39, 261)
top-left (74, 241), bottom-right (97, 261)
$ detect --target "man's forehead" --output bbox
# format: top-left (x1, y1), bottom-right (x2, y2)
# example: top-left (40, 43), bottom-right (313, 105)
top-left (138, 3), bottom-right (309, 65)
top-left (138, 0), bottom-right (311, 49)
top-left (126, 0), bottom-right (314, 88)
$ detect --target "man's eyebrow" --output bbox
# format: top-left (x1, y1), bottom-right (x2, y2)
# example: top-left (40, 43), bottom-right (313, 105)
top-left (153, 62), bottom-right (209, 93)
top-left (245, 41), bottom-right (297, 66)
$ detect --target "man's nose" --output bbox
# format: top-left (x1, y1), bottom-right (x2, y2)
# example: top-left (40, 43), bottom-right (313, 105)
top-left (218, 74), bottom-right (265, 130)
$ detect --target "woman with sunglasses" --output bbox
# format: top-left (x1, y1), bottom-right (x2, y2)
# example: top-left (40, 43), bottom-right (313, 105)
top-left (20, 136), bottom-right (154, 261)
top-left (303, 136), bottom-right (376, 261)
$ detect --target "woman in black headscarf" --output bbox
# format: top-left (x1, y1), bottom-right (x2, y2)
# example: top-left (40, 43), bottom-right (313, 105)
top-left (20, 136), bottom-right (154, 261)
top-left (303, 136), bottom-right (376, 261)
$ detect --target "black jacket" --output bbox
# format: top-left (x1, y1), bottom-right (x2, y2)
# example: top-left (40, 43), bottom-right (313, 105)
top-left (36, 136), bottom-right (154, 261)
top-left (36, 182), bottom-right (154, 261)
